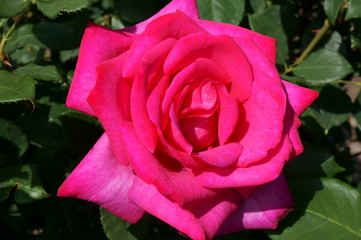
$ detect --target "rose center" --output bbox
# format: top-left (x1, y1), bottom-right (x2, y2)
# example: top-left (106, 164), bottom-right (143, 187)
top-left (179, 114), bottom-right (218, 151)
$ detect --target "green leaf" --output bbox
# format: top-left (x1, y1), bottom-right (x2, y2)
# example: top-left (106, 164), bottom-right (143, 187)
top-left (324, 0), bottom-right (343, 25)
top-left (285, 142), bottom-right (344, 180)
top-left (0, 70), bottom-right (35, 103)
top-left (100, 208), bottom-right (137, 240)
top-left (32, 18), bottom-right (87, 50)
top-left (0, 164), bottom-right (48, 203)
top-left (346, 0), bottom-right (361, 20)
top-left (36, 0), bottom-right (98, 18)
top-left (249, 13), bottom-right (288, 65)
top-left (249, 0), bottom-right (266, 13)
top-left (0, 118), bottom-right (28, 156)
top-left (4, 24), bottom-right (45, 53)
top-left (197, 0), bottom-right (245, 25)
top-left (324, 31), bottom-right (343, 52)
top-left (307, 85), bottom-right (352, 131)
top-left (269, 178), bottom-right (361, 240)
top-left (0, 0), bottom-right (29, 18)
top-left (293, 49), bottom-right (353, 82)
top-left (13, 64), bottom-right (62, 82)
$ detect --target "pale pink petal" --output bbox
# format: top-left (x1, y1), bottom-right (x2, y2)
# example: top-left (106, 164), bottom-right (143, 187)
top-left (282, 80), bottom-right (319, 116)
top-left (67, 23), bottom-right (135, 116)
top-left (119, 120), bottom-right (223, 205)
top-left (193, 143), bottom-right (242, 167)
top-left (130, 62), bottom-right (158, 152)
top-left (57, 134), bottom-right (145, 223)
top-left (196, 19), bottom-right (277, 63)
top-left (193, 135), bottom-right (293, 188)
top-left (216, 174), bottom-right (293, 235)
top-left (164, 32), bottom-right (253, 102)
top-left (122, 0), bottom-right (200, 34)
top-left (217, 85), bottom-right (239, 145)
top-left (129, 178), bottom-right (243, 240)
top-left (88, 52), bottom-right (131, 165)
top-left (123, 11), bottom-right (205, 78)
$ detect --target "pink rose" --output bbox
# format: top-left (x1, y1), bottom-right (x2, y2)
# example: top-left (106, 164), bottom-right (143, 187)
top-left (58, 0), bottom-right (318, 239)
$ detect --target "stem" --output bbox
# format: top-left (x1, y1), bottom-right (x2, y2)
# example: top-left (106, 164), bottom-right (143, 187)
top-left (0, 8), bottom-right (27, 67)
top-left (284, 18), bottom-right (330, 74)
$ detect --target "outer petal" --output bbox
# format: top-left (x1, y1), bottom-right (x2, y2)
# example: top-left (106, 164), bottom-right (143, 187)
top-left (122, 0), bottom-right (200, 34)
top-left (216, 174), bottom-right (293, 236)
top-left (57, 134), bottom-right (145, 223)
top-left (123, 11), bottom-right (205, 78)
top-left (67, 23), bottom-right (135, 116)
top-left (234, 78), bottom-right (286, 167)
top-left (129, 178), bottom-right (243, 240)
top-left (282, 80), bottom-right (319, 116)
top-left (196, 19), bottom-right (277, 63)
top-left (88, 52), bottom-right (131, 165)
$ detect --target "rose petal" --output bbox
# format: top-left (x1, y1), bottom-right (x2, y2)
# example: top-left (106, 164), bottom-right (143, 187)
top-left (284, 103), bottom-right (304, 157)
top-left (193, 135), bottom-right (293, 188)
top-left (216, 174), bottom-right (293, 235)
top-left (217, 85), bottom-right (239, 145)
top-left (164, 32), bottom-right (253, 102)
top-left (67, 23), bottom-right (135, 116)
top-left (129, 177), bottom-right (243, 240)
top-left (119, 120), bottom-right (222, 205)
top-left (162, 58), bottom-right (230, 122)
top-left (234, 75), bottom-right (286, 167)
top-left (193, 143), bottom-right (242, 168)
top-left (196, 20), bottom-right (277, 63)
top-left (57, 134), bottom-right (145, 223)
top-left (130, 62), bottom-right (158, 152)
top-left (282, 80), bottom-right (319, 116)
top-left (123, 11), bottom-right (205, 78)
top-left (122, 0), bottom-right (200, 34)
top-left (88, 52), bottom-right (131, 165)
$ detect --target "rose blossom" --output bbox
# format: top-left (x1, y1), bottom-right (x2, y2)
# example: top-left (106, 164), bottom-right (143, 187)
top-left (57, 0), bottom-right (318, 239)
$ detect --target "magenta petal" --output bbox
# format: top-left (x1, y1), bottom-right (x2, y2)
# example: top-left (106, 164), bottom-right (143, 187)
top-left (123, 11), bottom-right (204, 78)
top-left (193, 143), bottom-right (242, 168)
top-left (119, 121), bottom-right (221, 205)
top-left (128, 178), bottom-right (206, 240)
top-left (216, 174), bottom-right (293, 235)
top-left (88, 52), bottom-right (131, 165)
top-left (67, 23), bottom-right (135, 116)
top-left (196, 19), bottom-right (277, 63)
top-left (193, 135), bottom-right (293, 188)
top-left (164, 32), bottom-right (253, 102)
top-left (57, 134), bottom-right (145, 223)
top-left (236, 78), bottom-right (285, 166)
top-left (282, 80), bottom-right (319, 116)
top-left (122, 0), bottom-right (200, 34)
top-left (217, 85), bottom-right (239, 145)
top-left (162, 58), bottom-right (230, 120)
top-left (129, 178), bottom-right (243, 240)
top-left (131, 62), bottom-right (158, 152)
top-left (147, 76), bottom-right (170, 129)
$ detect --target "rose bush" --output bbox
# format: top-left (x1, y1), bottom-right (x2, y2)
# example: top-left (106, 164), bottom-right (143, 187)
top-left (57, 0), bottom-right (318, 239)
